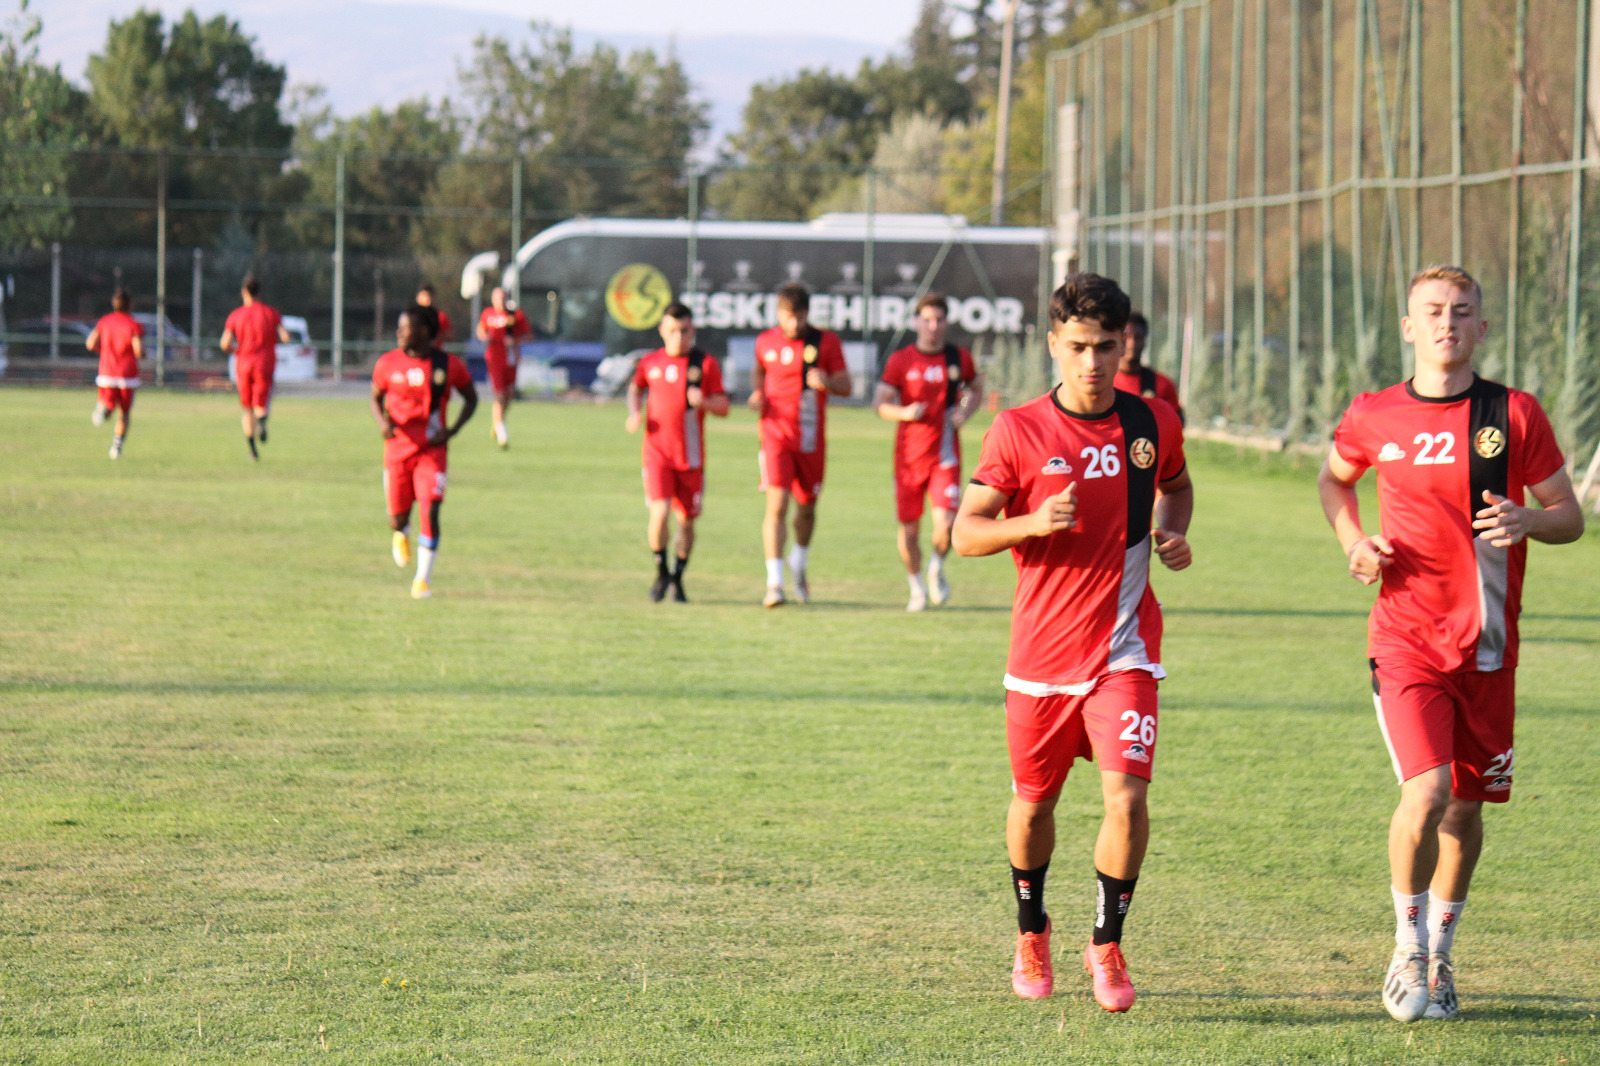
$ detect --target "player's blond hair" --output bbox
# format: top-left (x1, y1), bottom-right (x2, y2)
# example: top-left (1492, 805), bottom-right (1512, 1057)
top-left (1407, 265), bottom-right (1481, 307)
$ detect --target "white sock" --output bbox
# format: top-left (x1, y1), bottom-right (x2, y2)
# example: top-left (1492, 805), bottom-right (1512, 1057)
top-left (788, 544), bottom-right (808, 577)
top-left (416, 546), bottom-right (437, 583)
top-left (496, 422), bottom-right (508, 444)
top-left (764, 557), bottom-right (784, 588)
top-left (1429, 897), bottom-right (1465, 957)
top-left (927, 552), bottom-right (945, 579)
top-left (908, 573), bottom-right (927, 597)
top-left (1392, 887), bottom-right (1428, 948)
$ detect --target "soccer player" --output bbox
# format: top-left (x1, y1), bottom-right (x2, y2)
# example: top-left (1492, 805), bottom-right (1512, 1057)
top-left (1317, 265), bottom-right (1583, 1022)
top-left (371, 304), bottom-right (478, 599)
top-left (220, 274), bottom-right (291, 460)
top-left (749, 282), bottom-right (852, 607)
top-left (1115, 312), bottom-right (1183, 425)
top-left (625, 302), bottom-right (730, 602)
top-left (476, 286), bottom-right (532, 450)
top-left (416, 283), bottom-right (453, 342)
top-left (874, 292), bottom-right (983, 610)
top-left (85, 288), bottom-right (144, 459)
top-left (953, 273), bottom-right (1192, 1011)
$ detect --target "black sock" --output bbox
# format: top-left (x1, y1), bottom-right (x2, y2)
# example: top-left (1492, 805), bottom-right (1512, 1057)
top-left (1092, 869), bottom-right (1138, 945)
top-left (1011, 863), bottom-right (1049, 935)
top-left (672, 555), bottom-right (688, 578)
top-left (257, 416), bottom-right (268, 442)
top-left (246, 436), bottom-right (258, 459)
top-left (653, 549), bottom-right (669, 577)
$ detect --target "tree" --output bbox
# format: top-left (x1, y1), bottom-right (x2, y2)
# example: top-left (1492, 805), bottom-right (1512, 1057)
top-left (0, 1), bottom-right (87, 248)
top-left (81, 8), bottom-right (295, 249)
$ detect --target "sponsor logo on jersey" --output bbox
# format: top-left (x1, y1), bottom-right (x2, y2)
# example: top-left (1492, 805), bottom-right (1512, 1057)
top-left (1121, 742), bottom-right (1150, 763)
top-left (1484, 775), bottom-right (1511, 792)
top-left (1041, 456), bottom-right (1072, 475)
top-left (1475, 426), bottom-right (1506, 458)
top-left (1129, 437), bottom-right (1155, 469)
top-left (1378, 441), bottom-right (1407, 461)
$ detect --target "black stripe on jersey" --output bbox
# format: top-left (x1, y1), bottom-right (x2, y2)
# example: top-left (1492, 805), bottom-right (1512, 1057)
top-left (1114, 390), bottom-right (1160, 549)
top-left (1468, 377), bottom-right (1510, 520)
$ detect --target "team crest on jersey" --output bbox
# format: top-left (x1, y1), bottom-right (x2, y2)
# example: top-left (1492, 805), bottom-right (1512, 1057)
top-left (803, 345), bottom-right (819, 365)
top-left (687, 364), bottom-right (702, 384)
top-left (647, 366), bottom-right (662, 380)
top-left (1129, 438), bottom-right (1155, 469)
top-left (432, 368), bottom-right (446, 385)
top-left (1121, 742), bottom-right (1150, 763)
top-left (1040, 456), bottom-right (1072, 475)
top-left (1378, 442), bottom-right (1407, 462)
top-left (1475, 426), bottom-right (1506, 458)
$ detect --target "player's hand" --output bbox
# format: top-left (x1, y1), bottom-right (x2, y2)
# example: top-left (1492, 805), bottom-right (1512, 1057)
top-left (1153, 529), bottom-right (1191, 571)
top-left (1346, 534), bottom-right (1394, 585)
top-left (805, 367), bottom-right (827, 391)
top-left (950, 406), bottom-right (970, 429)
top-left (625, 411), bottom-right (641, 434)
top-left (426, 429), bottom-right (450, 448)
top-left (904, 402), bottom-right (927, 422)
top-left (1028, 482), bottom-right (1077, 536)
top-left (1473, 490), bottom-right (1533, 547)
top-left (380, 418), bottom-right (396, 440)
top-left (686, 385), bottom-right (703, 409)
top-left (747, 389), bottom-right (765, 413)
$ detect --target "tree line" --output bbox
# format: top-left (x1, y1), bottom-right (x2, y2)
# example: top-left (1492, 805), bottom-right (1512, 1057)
top-left (0, 0), bottom-right (1174, 256)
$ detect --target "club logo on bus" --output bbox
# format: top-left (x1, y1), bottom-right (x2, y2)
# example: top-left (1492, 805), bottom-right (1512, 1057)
top-left (680, 290), bottom-right (1026, 335)
top-left (606, 263), bottom-right (673, 331)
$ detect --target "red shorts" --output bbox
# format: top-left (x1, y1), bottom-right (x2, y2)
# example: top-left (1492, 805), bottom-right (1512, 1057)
top-left (643, 463), bottom-right (704, 518)
top-left (1371, 657), bottom-right (1516, 802)
top-left (98, 387), bottom-right (135, 414)
top-left (237, 355), bottom-right (276, 409)
top-left (1005, 670), bottom-right (1160, 802)
top-left (895, 454), bottom-right (962, 523)
top-left (486, 350), bottom-right (517, 393)
top-left (759, 445), bottom-right (825, 504)
top-left (383, 447), bottom-right (448, 516)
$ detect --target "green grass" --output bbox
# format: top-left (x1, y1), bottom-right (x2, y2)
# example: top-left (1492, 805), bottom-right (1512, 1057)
top-left (1, 387), bottom-right (1596, 1064)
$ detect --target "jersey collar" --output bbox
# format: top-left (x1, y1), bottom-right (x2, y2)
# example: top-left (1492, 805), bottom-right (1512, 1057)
top-left (1050, 385), bottom-right (1117, 421)
top-left (1405, 374), bottom-right (1478, 404)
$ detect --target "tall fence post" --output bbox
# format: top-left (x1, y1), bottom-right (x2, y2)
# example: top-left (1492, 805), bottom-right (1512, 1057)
top-left (1563, 0), bottom-right (1592, 458)
top-left (1286, 0), bottom-right (1304, 440)
top-left (510, 154), bottom-right (523, 314)
top-left (863, 166), bottom-right (876, 379)
top-left (1506, 0), bottom-right (1527, 389)
top-left (331, 152), bottom-right (345, 382)
top-left (686, 165), bottom-right (700, 295)
top-left (1223, 0), bottom-right (1244, 417)
top-left (1450, 0), bottom-right (1464, 264)
top-left (191, 247), bottom-right (203, 360)
top-left (49, 241), bottom-right (60, 360)
top-left (156, 149), bottom-right (167, 387)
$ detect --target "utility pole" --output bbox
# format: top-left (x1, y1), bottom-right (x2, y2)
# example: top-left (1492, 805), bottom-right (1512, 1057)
top-left (991, 0), bottom-right (1023, 225)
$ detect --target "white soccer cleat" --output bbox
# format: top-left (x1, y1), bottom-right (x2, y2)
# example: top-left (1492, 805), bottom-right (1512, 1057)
top-left (1383, 944), bottom-right (1430, 1022)
top-left (108, 440), bottom-right (121, 460)
top-left (762, 585), bottom-right (785, 609)
top-left (907, 585), bottom-right (928, 612)
top-left (1424, 954), bottom-right (1459, 1019)
top-left (793, 573), bottom-right (810, 604)
top-left (928, 564), bottom-right (950, 606)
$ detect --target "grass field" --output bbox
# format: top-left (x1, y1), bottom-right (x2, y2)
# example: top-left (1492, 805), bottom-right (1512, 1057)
top-left (1, 386), bottom-right (1596, 1064)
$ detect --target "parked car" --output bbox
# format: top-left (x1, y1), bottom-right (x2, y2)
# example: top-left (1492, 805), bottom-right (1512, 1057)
top-left (7, 316), bottom-right (94, 354)
top-left (228, 314), bottom-right (318, 383)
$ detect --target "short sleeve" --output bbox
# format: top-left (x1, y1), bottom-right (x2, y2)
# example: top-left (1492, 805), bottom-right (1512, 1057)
top-left (1153, 399), bottom-right (1186, 482)
top-left (223, 308), bottom-right (240, 333)
top-left (702, 356), bottom-right (725, 396)
top-left (271, 308), bottom-right (283, 332)
top-left (1515, 392), bottom-right (1566, 487)
top-left (820, 331), bottom-right (847, 374)
top-left (971, 413), bottom-right (1021, 495)
top-left (371, 358), bottom-right (386, 390)
top-left (131, 318), bottom-right (145, 337)
top-left (959, 348), bottom-right (978, 382)
top-left (880, 351), bottom-right (907, 390)
top-left (1157, 374), bottom-right (1180, 410)
top-left (448, 355), bottom-right (472, 390)
top-left (1332, 395), bottom-right (1373, 470)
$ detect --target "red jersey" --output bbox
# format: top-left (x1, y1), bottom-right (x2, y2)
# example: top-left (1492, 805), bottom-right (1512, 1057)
top-left (973, 390), bottom-right (1187, 690)
top-left (755, 327), bottom-right (847, 454)
top-left (1114, 366), bottom-right (1182, 420)
top-left (372, 348), bottom-right (473, 461)
top-left (224, 302), bottom-right (282, 362)
top-left (633, 348), bottom-right (726, 471)
top-left (93, 311), bottom-right (143, 385)
top-left (880, 344), bottom-right (978, 469)
top-left (1333, 376), bottom-right (1564, 673)
top-left (479, 308), bottom-right (530, 357)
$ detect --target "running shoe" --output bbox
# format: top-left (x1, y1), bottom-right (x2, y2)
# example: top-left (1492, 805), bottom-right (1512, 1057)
top-left (763, 585), bottom-right (785, 608)
top-left (928, 562), bottom-right (950, 606)
top-left (1382, 944), bottom-right (1430, 1021)
top-left (392, 531), bottom-right (412, 568)
top-left (907, 585), bottom-right (928, 612)
top-left (1084, 941), bottom-right (1137, 1012)
top-left (410, 578), bottom-right (431, 600)
top-left (650, 571), bottom-right (670, 603)
top-left (793, 573), bottom-right (810, 604)
top-left (1012, 919), bottom-right (1052, 999)
top-left (1424, 953), bottom-right (1459, 1020)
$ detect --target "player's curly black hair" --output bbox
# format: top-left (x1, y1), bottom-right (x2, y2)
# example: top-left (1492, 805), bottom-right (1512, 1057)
top-left (1049, 273), bottom-right (1131, 332)
top-left (402, 303), bottom-right (440, 340)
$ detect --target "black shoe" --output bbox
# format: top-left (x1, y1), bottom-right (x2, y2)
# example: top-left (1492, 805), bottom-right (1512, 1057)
top-left (670, 577), bottom-right (687, 603)
top-left (246, 436), bottom-right (259, 460)
top-left (649, 572), bottom-right (670, 602)
top-left (257, 421), bottom-right (268, 443)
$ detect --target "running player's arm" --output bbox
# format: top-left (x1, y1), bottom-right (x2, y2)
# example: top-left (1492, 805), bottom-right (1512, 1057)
top-left (747, 357), bottom-right (766, 412)
top-left (1474, 469), bottom-right (1584, 546)
top-left (1152, 467), bottom-right (1194, 571)
top-left (695, 358), bottom-right (731, 417)
top-left (952, 350), bottom-right (984, 428)
top-left (873, 381), bottom-right (924, 421)
top-left (370, 379), bottom-right (395, 438)
top-left (432, 360), bottom-right (478, 446)
top-left (625, 361), bottom-right (647, 433)
top-left (219, 328), bottom-right (235, 352)
top-left (1318, 446), bottom-right (1391, 585)
top-left (954, 481), bottom-right (1078, 556)
top-left (84, 326), bottom-right (99, 352)
top-left (475, 315), bottom-right (489, 343)
top-left (810, 333), bottom-right (852, 396)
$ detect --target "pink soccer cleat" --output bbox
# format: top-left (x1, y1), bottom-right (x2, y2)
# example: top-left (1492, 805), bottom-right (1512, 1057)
top-left (1084, 940), bottom-right (1137, 1012)
top-left (1012, 919), bottom-right (1053, 998)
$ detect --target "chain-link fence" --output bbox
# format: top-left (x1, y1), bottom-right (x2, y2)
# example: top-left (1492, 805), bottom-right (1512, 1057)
top-left (1048, 0), bottom-right (1600, 477)
top-left (0, 144), bottom-right (1050, 400)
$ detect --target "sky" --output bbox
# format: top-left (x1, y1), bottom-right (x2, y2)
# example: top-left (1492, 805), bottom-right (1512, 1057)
top-left (29, 0), bottom-right (925, 146)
